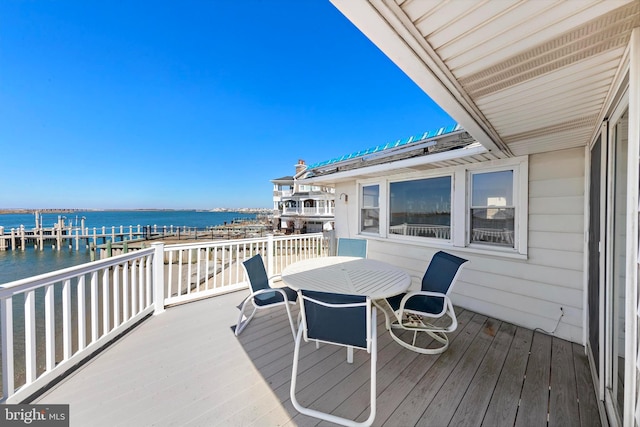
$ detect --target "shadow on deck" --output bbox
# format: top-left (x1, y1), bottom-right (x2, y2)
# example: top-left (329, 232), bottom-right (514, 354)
top-left (33, 291), bottom-right (600, 426)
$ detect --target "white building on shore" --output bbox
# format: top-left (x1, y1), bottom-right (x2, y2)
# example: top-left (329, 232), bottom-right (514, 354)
top-left (271, 159), bottom-right (335, 233)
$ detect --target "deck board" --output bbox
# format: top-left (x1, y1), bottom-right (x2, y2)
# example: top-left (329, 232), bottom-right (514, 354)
top-left (515, 331), bottom-right (553, 427)
top-left (447, 321), bottom-right (516, 426)
top-left (549, 337), bottom-right (580, 427)
top-left (417, 316), bottom-right (498, 426)
top-left (482, 326), bottom-right (533, 426)
top-left (31, 291), bottom-right (601, 427)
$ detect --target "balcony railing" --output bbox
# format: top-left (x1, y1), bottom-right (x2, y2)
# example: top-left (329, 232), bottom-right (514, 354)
top-left (281, 207), bottom-right (335, 216)
top-left (0, 233), bottom-right (328, 403)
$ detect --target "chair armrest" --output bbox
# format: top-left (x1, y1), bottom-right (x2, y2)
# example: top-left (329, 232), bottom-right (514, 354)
top-left (398, 290), bottom-right (450, 318)
top-left (268, 274), bottom-right (285, 288)
top-left (251, 287), bottom-right (293, 302)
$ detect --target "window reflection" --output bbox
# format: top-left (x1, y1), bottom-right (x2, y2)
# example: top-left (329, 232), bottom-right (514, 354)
top-left (470, 171), bottom-right (514, 247)
top-left (360, 185), bottom-right (379, 233)
top-left (389, 176), bottom-right (451, 239)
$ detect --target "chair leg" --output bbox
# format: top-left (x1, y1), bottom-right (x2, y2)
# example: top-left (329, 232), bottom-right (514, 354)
top-left (290, 313), bottom-right (377, 427)
top-left (235, 297), bottom-right (257, 336)
top-left (283, 301), bottom-right (296, 340)
top-left (387, 327), bottom-right (450, 355)
top-left (372, 299), bottom-right (393, 331)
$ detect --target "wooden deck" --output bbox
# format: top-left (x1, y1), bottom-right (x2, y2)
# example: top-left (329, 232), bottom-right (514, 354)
top-left (32, 291), bottom-right (601, 426)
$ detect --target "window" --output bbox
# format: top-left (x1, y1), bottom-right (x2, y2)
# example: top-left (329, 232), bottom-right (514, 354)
top-left (355, 156), bottom-right (527, 256)
top-left (389, 176), bottom-right (451, 240)
top-left (469, 170), bottom-right (515, 248)
top-left (360, 185), bottom-right (379, 233)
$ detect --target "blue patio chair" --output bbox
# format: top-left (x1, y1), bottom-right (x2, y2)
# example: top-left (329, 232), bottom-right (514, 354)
top-left (235, 254), bottom-right (297, 339)
top-left (337, 238), bottom-right (367, 257)
top-left (380, 251), bottom-right (468, 354)
top-left (291, 290), bottom-right (377, 427)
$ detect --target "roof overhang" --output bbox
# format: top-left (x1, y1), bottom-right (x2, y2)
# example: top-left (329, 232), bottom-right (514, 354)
top-left (330, 0), bottom-right (638, 158)
top-left (303, 141), bottom-right (498, 186)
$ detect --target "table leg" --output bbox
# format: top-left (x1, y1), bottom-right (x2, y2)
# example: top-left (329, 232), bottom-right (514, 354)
top-left (347, 346), bottom-right (353, 363)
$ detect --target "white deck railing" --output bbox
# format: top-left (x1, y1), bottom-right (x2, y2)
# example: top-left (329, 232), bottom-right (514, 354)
top-left (0, 233), bottom-right (328, 403)
top-left (0, 248), bottom-right (156, 403)
top-left (161, 233), bottom-right (328, 306)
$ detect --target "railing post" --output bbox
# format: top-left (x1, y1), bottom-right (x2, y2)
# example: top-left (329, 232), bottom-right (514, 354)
top-left (1, 297), bottom-right (15, 399)
top-left (152, 242), bottom-right (165, 315)
top-left (267, 234), bottom-right (274, 276)
top-left (327, 229), bottom-right (337, 256)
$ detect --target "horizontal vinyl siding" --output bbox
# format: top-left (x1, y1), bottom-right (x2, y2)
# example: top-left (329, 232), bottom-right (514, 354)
top-left (470, 148), bottom-right (584, 342)
top-left (361, 147), bottom-right (586, 344)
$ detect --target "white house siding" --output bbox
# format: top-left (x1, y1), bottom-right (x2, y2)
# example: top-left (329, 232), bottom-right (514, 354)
top-left (336, 147), bottom-right (585, 343)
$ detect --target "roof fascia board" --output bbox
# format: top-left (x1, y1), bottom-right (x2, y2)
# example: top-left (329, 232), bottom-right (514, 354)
top-left (302, 143), bottom-right (488, 185)
top-left (329, 0), bottom-right (512, 157)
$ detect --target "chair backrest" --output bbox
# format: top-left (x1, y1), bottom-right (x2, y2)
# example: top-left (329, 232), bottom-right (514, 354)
top-left (242, 254), bottom-right (270, 292)
top-left (336, 238), bottom-right (367, 257)
top-left (299, 290), bottom-right (371, 350)
top-left (421, 251), bottom-right (468, 295)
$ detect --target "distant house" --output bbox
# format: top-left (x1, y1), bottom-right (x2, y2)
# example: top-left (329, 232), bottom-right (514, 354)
top-left (271, 159), bottom-right (335, 233)
top-left (302, 1), bottom-right (639, 425)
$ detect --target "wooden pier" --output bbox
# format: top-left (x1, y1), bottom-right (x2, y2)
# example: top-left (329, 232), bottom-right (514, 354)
top-left (0, 221), bottom-right (272, 252)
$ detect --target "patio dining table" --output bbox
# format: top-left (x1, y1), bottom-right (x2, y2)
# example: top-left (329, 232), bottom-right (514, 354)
top-left (281, 256), bottom-right (411, 299)
top-left (281, 256), bottom-right (411, 363)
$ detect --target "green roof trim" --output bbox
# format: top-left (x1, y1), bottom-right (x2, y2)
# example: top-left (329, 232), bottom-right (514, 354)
top-left (307, 123), bottom-right (462, 169)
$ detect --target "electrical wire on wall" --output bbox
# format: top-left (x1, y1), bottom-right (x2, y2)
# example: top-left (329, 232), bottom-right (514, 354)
top-left (533, 306), bottom-right (564, 335)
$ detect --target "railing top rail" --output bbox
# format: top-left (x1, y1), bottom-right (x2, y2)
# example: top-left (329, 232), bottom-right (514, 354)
top-left (162, 233), bottom-right (325, 251)
top-left (163, 236), bottom-right (272, 251)
top-left (0, 247), bottom-right (155, 299)
top-left (272, 233), bottom-right (323, 241)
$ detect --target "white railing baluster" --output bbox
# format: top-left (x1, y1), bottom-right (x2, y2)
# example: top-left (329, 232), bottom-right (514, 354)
top-left (221, 245), bottom-right (226, 286)
top-left (196, 248), bottom-right (201, 292)
top-left (177, 251), bottom-right (183, 297)
top-left (131, 260), bottom-right (138, 316)
top-left (62, 279), bottom-right (71, 360)
top-left (123, 262), bottom-right (130, 322)
top-left (146, 254), bottom-right (152, 308)
top-left (1, 297), bottom-right (15, 398)
top-left (24, 290), bottom-right (36, 384)
top-left (77, 275), bottom-right (86, 351)
top-left (113, 265), bottom-right (120, 328)
top-left (44, 283), bottom-right (55, 371)
top-left (213, 247), bottom-right (218, 288)
top-left (102, 269), bottom-right (110, 334)
top-left (138, 258), bottom-right (144, 312)
top-left (167, 251), bottom-right (174, 298)
top-left (90, 271), bottom-right (99, 343)
top-left (187, 249), bottom-right (193, 294)
top-left (205, 247), bottom-right (210, 290)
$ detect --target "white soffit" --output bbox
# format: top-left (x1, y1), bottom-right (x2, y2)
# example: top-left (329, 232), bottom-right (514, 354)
top-left (303, 142), bottom-right (499, 185)
top-left (330, 0), bottom-right (639, 157)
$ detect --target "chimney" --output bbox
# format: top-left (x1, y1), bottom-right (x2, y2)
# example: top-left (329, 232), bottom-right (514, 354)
top-left (295, 159), bottom-right (306, 174)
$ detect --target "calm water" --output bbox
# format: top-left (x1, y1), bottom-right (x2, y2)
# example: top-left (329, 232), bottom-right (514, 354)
top-left (0, 210), bottom-right (258, 284)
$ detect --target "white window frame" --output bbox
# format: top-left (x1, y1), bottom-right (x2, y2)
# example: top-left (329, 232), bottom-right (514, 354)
top-left (387, 174), bottom-right (454, 243)
top-left (359, 183), bottom-right (382, 236)
top-left (356, 156), bottom-right (528, 258)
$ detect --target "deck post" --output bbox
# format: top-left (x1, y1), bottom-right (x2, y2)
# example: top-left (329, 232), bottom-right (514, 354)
top-left (152, 242), bottom-right (165, 315)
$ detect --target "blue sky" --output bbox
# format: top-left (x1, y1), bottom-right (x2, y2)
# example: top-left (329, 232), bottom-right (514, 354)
top-left (1, 1), bottom-right (454, 210)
